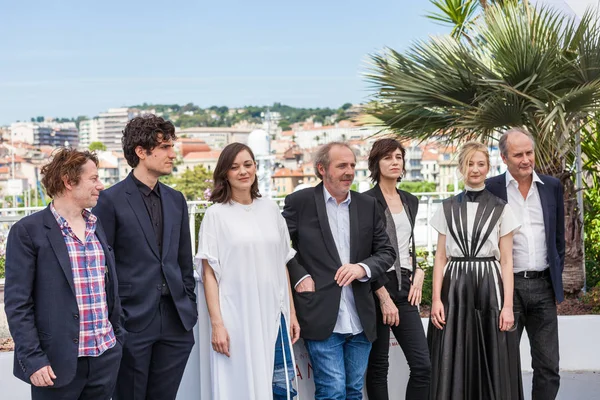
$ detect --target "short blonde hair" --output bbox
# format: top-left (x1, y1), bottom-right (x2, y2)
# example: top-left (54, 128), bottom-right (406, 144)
top-left (457, 141), bottom-right (490, 176)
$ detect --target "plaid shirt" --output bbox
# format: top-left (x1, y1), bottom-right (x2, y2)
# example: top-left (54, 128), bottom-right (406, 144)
top-left (51, 203), bottom-right (116, 357)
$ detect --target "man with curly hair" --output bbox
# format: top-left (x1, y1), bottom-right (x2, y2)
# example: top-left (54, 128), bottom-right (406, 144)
top-left (93, 115), bottom-right (197, 400)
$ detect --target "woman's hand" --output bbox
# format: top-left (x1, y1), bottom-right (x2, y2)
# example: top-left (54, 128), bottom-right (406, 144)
top-left (499, 307), bottom-right (515, 332)
top-left (408, 269), bottom-right (424, 306)
top-left (211, 323), bottom-right (230, 357)
top-left (380, 298), bottom-right (400, 326)
top-left (430, 299), bottom-right (446, 330)
top-left (289, 313), bottom-right (301, 344)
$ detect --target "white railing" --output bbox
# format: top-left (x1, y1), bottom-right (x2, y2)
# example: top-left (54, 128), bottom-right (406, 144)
top-left (0, 192), bottom-right (456, 260)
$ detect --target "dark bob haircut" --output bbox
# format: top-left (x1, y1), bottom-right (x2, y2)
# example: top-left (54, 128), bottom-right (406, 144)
top-left (122, 114), bottom-right (176, 168)
top-left (368, 138), bottom-right (406, 183)
top-left (41, 147), bottom-right (99, 198)
top-left (210, 142), bottom-right (261, 204)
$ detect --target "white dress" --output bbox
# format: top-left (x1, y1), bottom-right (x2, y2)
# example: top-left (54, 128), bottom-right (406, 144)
top-left (194, 198), bottom-right (296, 400)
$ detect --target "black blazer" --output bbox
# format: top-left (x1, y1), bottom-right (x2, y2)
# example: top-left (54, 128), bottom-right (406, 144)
top-left (486, 173), bottom-right (565, 302)
top-left (4, 207), bottom-right (123, 387)
top-left (282, 183), bottom-right (396, 342)
top-left (93, 173), bottom-right (197, 332)
top-left (364, 184), bottom-right (419, 291)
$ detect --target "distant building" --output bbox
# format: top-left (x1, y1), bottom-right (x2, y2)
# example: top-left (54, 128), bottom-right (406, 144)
top-left (177, 127), bottom-right (253, 149)
top-left (404, 141), bottom-right (423, 181)
top-left (96, 108), bottom-right (136, 151)
top-left (178, 138), bottom-right (212, 157)
top-left (438, 146), bottom-right (459, 192)
top-left (180, 150), bottom-right (222, 174)
top-left (95, 151), bottom-right (130, 185)
top-left (271, 165), bottom-right (318, 196)
top-left (291, 123), bottom-right (380, 150)
top-left (9, 122), bottom-right (79, 148)
top-left (421, 144), bottom-right (440, 187)
top-left (79, 119), bottom-right (99, 149)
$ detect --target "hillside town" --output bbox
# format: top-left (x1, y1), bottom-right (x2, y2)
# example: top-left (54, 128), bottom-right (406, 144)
top-left (0, 105), bottom-right (507, 204)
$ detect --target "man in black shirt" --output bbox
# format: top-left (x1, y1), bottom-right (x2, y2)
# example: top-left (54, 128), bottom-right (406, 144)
top-left (94, 115), bottom-right (197, 400)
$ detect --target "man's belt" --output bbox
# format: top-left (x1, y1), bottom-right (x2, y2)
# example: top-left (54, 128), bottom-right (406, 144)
top-left (514, 269), bottom-right (550, 279)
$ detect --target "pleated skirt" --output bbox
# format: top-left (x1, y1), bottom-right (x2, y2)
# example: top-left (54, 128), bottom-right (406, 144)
top-left (427, 259), bottom-right (524, 400)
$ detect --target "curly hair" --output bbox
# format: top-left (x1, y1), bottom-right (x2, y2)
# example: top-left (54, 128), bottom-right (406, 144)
top-left (122, 114), bottom-right (176, 168)
top-left (210, 142), bottom-right (261, 203)
top-left (368, 138), bottom-right (406, 183)
top-left (41, 148), bottom-right (99, 198)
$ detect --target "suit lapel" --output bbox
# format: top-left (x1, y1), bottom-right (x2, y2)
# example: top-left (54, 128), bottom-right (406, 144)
top-left (160, 183), bottom-right (173, 261)
top-left (314, 184), bottom-right (342, 266)
top-left (535, 179), bottom-right (552, 245)
top-left (398, 190), bottom-right (415, 230)
top-left (349, 196), bottom-right (359, 264)
top-left (95, 223), bottom-right (115, 313)
top-left (494, 174), bottom-right (508, 202)
top-left (125, 175), bottom-right (160, 260)
top-left (44, 208), bottom-right (76, 297)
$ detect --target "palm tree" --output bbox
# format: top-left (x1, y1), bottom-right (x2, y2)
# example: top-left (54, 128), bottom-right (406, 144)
top-left (365, 2), bottom-right (600, 292)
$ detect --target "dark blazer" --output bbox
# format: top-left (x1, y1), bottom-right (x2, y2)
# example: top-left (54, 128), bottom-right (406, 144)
top-left (93, 173), bottom-right (197, 332)
top-left (486, 173), bottom-right (565, 302)
top-left (364, 185), bottom-right (419, 291)
top-left (3, 207), bottom-right (123, 387)
top-left (282, 183), bottom-right (396, 342)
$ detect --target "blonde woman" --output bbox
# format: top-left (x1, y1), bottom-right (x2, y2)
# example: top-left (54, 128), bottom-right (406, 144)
top-left (428, 142), bottom-right (523, 399)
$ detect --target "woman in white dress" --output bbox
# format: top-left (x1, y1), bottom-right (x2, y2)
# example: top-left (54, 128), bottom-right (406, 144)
top-left (195, 142), bottom-right (300, 400)
top-left (428, 141), bottom-right (524, 399)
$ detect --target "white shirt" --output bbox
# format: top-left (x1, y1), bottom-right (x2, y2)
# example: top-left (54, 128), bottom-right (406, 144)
top-left (323, 187), bottom-right (370, 335)
top-left (505, 170), bottom-right (548, 272)
top-left (390, 210), bottom-right (412, 271)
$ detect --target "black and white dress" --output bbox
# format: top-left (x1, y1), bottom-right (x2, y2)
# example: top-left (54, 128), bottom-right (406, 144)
top-left (428, 189), bottom-right (523, 400)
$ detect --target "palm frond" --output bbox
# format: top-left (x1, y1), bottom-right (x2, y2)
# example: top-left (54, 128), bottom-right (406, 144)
top-left (366, 1), bottom-right (600, 170)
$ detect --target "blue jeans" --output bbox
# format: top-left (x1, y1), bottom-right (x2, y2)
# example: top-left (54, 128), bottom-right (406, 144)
top-left (304, 332), bottom-right (372, 400)
top-left (273, 314), bottom-right (297, 400)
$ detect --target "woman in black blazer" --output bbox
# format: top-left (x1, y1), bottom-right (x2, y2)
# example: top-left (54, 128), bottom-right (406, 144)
top-left (364, 138), bottom-right (431, 400)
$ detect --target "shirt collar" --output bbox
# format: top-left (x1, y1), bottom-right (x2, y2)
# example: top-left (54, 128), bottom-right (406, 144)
top-left (323, 185), bottom-right (351, 205)
top-left (505, 169), bottom-right (544, 188)
top-left (131, 172), bottom-right (161, 197)
top-left (50, 202), bottom-right (97, 230)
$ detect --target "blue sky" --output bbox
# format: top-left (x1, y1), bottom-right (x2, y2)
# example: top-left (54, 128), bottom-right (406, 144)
top-left (0, 0), bottom-right (450, 125)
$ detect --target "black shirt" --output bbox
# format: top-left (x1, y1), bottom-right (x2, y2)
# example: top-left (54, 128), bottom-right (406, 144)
top-left (131, 173), bottom-right (169, 295)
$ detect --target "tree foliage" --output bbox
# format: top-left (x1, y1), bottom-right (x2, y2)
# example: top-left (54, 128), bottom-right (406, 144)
top-left (89, 141), bottom-right (107, 152)
top-left (366, 2), bottom-right (600, 292)
top-left (160, 165), bottom-right (213, 201)
top-left (367, 3), bottom-right (600, 175)
top-left (398, 180), bottom-right (438, 194)
top-left (130, 102), bottom-right (353, 130)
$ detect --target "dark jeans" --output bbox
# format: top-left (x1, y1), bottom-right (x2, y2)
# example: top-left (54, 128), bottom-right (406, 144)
top-left (32, 340), bottom-right (122, 400)
top-left (366, 271), bottom-right (431, 400)
top-left (514, 274), bottom-right (560, 400)
top-left (113, 296), bottom-right (195, 400)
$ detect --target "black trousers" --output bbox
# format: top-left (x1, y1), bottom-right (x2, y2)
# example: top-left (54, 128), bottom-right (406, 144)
top-left (514, 274), bottom-right (560, 400)
top-left (31, 340), bottom-right (122, 400)
top-left (366, 271), bottom-right (431, 400)
top-left (113, 296), bottom-right (195, 400)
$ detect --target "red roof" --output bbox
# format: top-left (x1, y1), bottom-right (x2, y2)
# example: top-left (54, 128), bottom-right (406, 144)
top-left (183, 151), bottom-right (222, 161)
top-left (98, 160), bottom-right (117, 169)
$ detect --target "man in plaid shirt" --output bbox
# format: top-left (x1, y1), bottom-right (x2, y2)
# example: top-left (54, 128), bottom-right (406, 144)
top-left (4, 148), bottom-right (125, 400)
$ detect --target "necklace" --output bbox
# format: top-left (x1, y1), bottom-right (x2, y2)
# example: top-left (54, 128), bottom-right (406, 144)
top-left (233, 200), bottom-right (253, 212)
